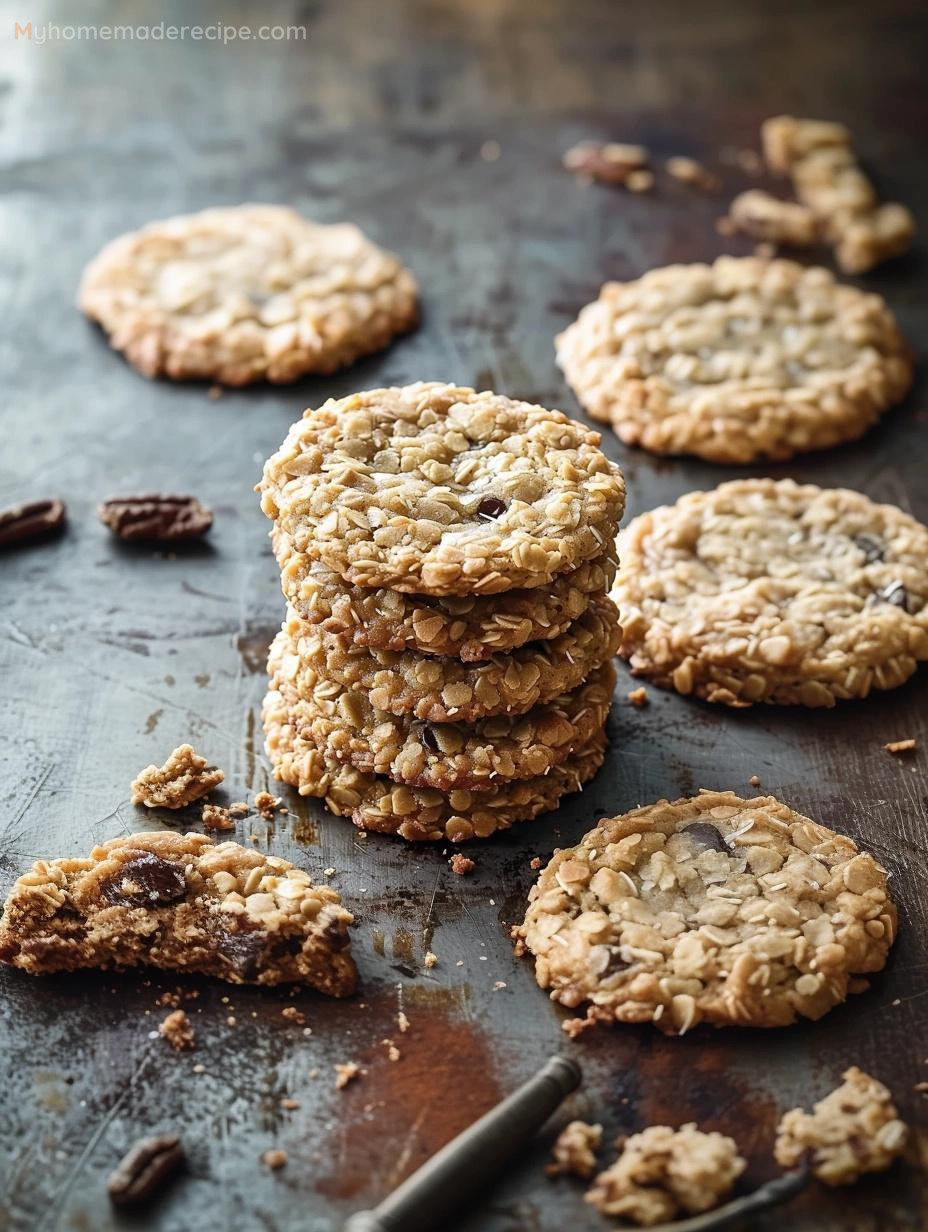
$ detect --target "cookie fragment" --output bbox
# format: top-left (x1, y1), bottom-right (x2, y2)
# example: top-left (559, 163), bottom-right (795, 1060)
top-left (563, 141), bottom-right (649, 185)
top-left (159, 1008), bottom-right (195, 1051)
top-left (726, 190), bottom-right (819, 247)
top-left (516, 791), bottom-right (896, 1033)
top-left (775, 1067), bottom-right (908, 1185)
top-left (586, 1124), bottom-right (745, 1225)
top-left (547, 1120), bottom-right (602, 1179)
top-left (131, 744), bottom-right (224, 808)
top-left (0, 831), bottom-right (357, 994)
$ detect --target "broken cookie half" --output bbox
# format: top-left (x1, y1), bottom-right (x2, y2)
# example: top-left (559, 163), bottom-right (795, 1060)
top-left (0, 831), bottom-right (357, 996)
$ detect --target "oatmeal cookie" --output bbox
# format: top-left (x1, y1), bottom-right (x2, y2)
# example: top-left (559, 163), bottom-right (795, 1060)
top-left (516, 790), bottom-right (896, 1034)
top-left (556, 257), bottom-right (912, 463)
top-left (131, 744), bottom-right (224, 808)
top-left (586, 1124), bottom-right (745, 1225)
top-left (775, 1067), bottom-right (907, 1185)
top-left (79, 205), bottom-right (418, 385)
top-left (614, 479), bottom-right (928, 707)
top-left (274, 528), bottom-right (617, 661)
top-left (268, 621), bottom-right (614, 791)
top-left (276, 596), bottom-right (620, 723)
top-left (262, 683), bottom-right (607, 842)
top-left (0, 831), bottom-right (356, 995)
top-left (259, 383), bottom-right (626, 595)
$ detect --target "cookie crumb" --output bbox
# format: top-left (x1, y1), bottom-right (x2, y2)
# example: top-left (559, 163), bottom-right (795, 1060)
top-left (154, 990), bottom-right (181, 1009)
top-left (261, 1149), bottom-right (288, 1170)
top-left (884, 738), bottom-right (916, 754)
top-left (749, 774), bottom-right (761, 787)
top-left (207, 385), bottom-right (223, 401)
top-left (493, 980), bottom-right (507, 991)
top-left (335, 1062), bottom-right (361, 1090)
top-left (158, 1009), bottom-right (195, 1052)
top-left (131, 745), bottom-right (224, 809)
top-left (424, 950), bottom-right (438, 969)
top-left (666, 156), bottom-right (720, 191)
top-left (201, 803), bottom-right (234, 831)
top-left (530, 857), bottom-right (542, 870)
top-left (280, 1097), bottom-right (300, 1110)
top-left (450, 853), bottom-right (476, 876)
top-left (546, 1120), bottom-right (602, 1179)
top-left (323, 867), bottom-right (336, 878)
top-left (382, 1039), bottom-right (401, 1062)
top-left (627, 687), bottom-right (649, 708)
top-left (397, 1011), bottom-right (410, 1034)
top-left (480, 140), bottom-right (501, 162)
top-left (281, 1006), bottom-right (307, 1026)
top-left (564, 140), bottom-right (649, 186)
top-left (254, 791), bottom-right (281, 819)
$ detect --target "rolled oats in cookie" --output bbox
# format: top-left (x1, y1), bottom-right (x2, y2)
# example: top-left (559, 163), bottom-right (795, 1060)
top-left (775, 1067), bottom-right (908, 1185)
top-left (615, 479), bottom-right (928, 707)
top-left (267, 620), bottom-right (615, 791)
top-left (516, 791), bottom-right (896, 1033)
top-left (259, 383), bottom-right (626, 595)
top-left (0, 831), bottom-right (357, 995)
top-left (556, 257), bottom-right (911, 463)
top-left (276, 595), bottom-right (620, 723)
top-left (79, 205), bottom-right (418, 385)
top-left (274, 528), bottom-right (617, 661)
top-left (262, 682), bottom-right (607, 843)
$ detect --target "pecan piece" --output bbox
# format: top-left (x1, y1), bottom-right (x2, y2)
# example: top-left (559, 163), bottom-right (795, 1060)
top-left (107, 1134), bottom-right (185, 1206)
top-left (0, 498), bottom-right (66, 548)
top-left (98, 494), bottom-right (213, 543)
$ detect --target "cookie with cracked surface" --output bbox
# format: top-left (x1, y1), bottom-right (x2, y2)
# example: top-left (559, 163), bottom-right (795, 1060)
top-left (268, 620), bottom-right (615, 791)
top-left (0, 831), bottom-right (356, 995)
top-left (259, 383), bottom-right (626, 595)
top-left (515, 790), bottom-right (896, 1034)
top-left (274, 528), bottom-right (617, 661)
top-left (79, 205), bottom-right (418, 385)
top-left (614, 479), bottom-right (928, 707)
top-left (775, 1067), bottom-right (907, 1185)
top-left (556, 257), bottom-right (911, 463)
top-left (262, 683), bottom-right (607, 843)
top-left (276, 595), bottom-right (620, 723)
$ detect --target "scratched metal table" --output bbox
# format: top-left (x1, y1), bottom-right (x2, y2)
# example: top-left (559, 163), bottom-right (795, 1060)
top-left (1, 2), bottom-right (926, 1230)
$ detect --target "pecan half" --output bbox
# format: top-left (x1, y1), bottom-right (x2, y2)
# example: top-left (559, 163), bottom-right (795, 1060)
top-left (98, 494), bottom-right (213, 543)
top-left (0, 498), bottom-right (66, 548)
top-left (107, 1134), bottom-right (185, 1206)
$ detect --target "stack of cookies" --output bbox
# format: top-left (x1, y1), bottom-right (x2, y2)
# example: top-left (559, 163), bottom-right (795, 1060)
top-left (258, 382), bottom-right (626, 842)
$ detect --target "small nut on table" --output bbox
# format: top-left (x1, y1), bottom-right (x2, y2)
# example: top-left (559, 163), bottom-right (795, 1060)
top-left (98, 493), bottom-right (213, 544)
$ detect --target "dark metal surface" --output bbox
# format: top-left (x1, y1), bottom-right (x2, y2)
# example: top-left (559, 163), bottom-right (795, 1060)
top-left (1, 2), bottom-right (926, 1230)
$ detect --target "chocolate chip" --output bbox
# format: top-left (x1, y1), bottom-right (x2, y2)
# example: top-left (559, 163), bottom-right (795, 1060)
top-left (321, 917), bottom-right (352, 953)
top-left (0, 498), bottom-right (67, 549)
top-left (876, 580), bottom-right (912, 613)
top-left (217, 930), bottom-right (266, 980)
top-left (97, 494), bottom-right (213, 544)
top-left (476, 496), bottom-right (507, 519)
top-left (853, 534), bottom-right (885, 563)
top-left (588, 945), bottom-right (629, 977)
top-left (101, 853), bottom-right (187, 907)
top-left (107, 1134), bottom-right (185, 1207)
top-left (681, 822), bottom-right (728, 853)
top-left (421, 727), bottom-right (440, 753)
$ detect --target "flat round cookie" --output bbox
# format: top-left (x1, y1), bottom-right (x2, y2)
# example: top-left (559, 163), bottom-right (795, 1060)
top-left (262, 683), bottom-right (608, 843)
top-left (274, 528), bottom-right (617, 660)
top-left (268, 620), bottom-right (615, 791)
top-left (516, 790), bottom-right (896, 1034)
top-left (615, 479), bottom-right (928, 707)
top-left (259, 383), bottom-right (626, 595)
top-left (275, 595), bottom-right (620, 723)
top-left (79, 205), bottom-right (418, 385)
top-left (556, 257), bottom-right (912, 463)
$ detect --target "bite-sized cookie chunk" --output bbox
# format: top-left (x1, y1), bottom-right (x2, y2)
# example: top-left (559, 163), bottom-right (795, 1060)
top-left (131, 744), bottom-right (224, 808)
top-left (267, 621), bottom-right (615, 791)
top-left (516, 791), bottom-right (896, 1034)
top-left (79, 205), bottom-right (418, 385)
top-left (726, 190), bottom-right (820, 247)
top-left (274, 528), bottom-right (617, 661)
top-left (775, 1067), bottom-right (908, 1185)
top-left (615, 479), bottom-right (928, 708)
top-left (274, 597), bottom-right (620, 724)
top-left (585, 1124), bottom-right (745, 1225)
top-left (556, 257), bottom-right (911, 463)
top-left (259, 383), bottom-right (626, 595)
top-left (547, 1120), bottom-right (603, 1179)
top-left (262, 683), bottom-right (607, 843)
top-left (0, 832), bottom-right (356, 995)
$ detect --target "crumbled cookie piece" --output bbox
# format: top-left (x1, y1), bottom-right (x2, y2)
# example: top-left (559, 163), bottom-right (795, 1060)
top-left (547, 1120), bottom-right (603, 1179)
top-left (834, 202), bottom-right (917, 275)
top-left (564, 141), bottom-right (649, 185)
top-left (884, 738), bottom-right (916, 754)
top-left (625, 170), bottom-right (654, 194)
top-left (517, 791), bottom-right (897, 1033)
top-left (159, 1009), bottom-right (195, 1051)
top-left (0, 831), bottom-right (357, 995)
top-left (261, 1149), bottom-right (288, 1170)
top-left (665, 156), bottom-right (720, 191)
top-left (775, 1067), bottom-right (908, 1185)
top-left (383, 1039), bottom-right (401, 1062)
top-left (281, 1006), bottom-right (307, 1026)
top-left (397, 1011), bottom-right (410, 1034)
top-left (335, 1061), bottom-right (361, 1089)
top-left (586, 1124), bottom-right (745, 1225)
top-left (450, 854), bottom-right (476, 876)
top-left (749, 775), bottom-right (762, 787)
top-left (254, 791), bottom-right (281, 819)
top-left (201, 803), bottom-right (234, 832)
top-left (131, 745), bottom-right (224, 809)
top-left (424, 950), bottom-right (438, 969)
top-left (727, 190), bottom-right (819, 246)
top-left (229, 802), bottom-right (249, 817)
top-left (627, 687), bottom-right (648, 708)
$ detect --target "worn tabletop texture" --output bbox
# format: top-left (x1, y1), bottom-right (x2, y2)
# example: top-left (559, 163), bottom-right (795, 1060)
top-left (0, 1), bottom-right (926, 1230)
